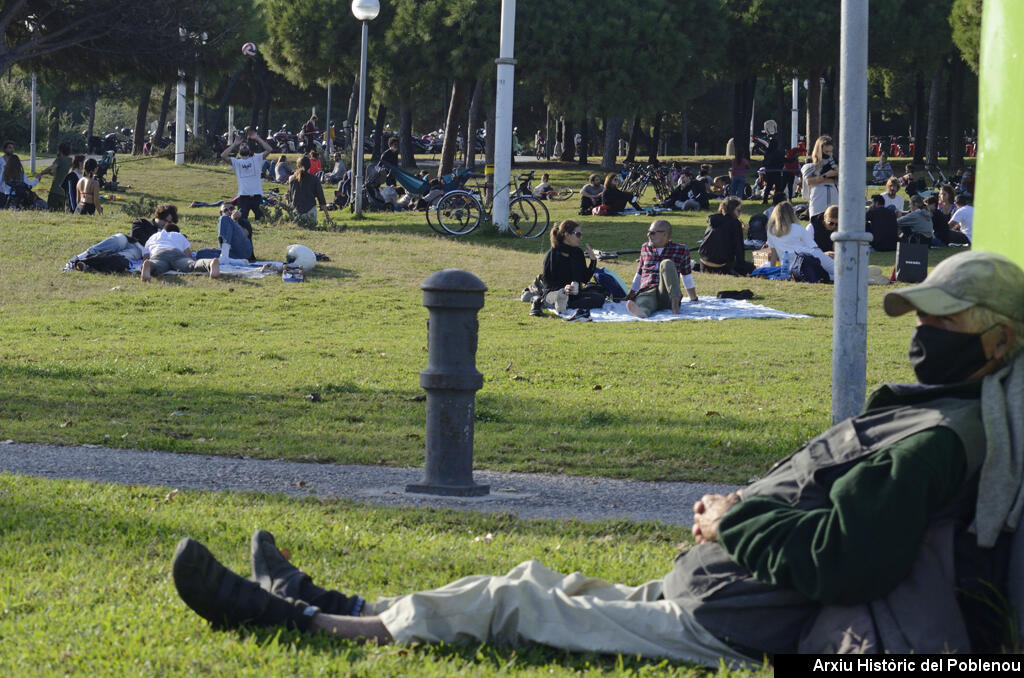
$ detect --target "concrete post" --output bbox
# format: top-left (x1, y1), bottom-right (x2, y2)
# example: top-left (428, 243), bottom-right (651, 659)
top-left (791, 77), bottom-right (800, 150)
top-left (407, 270), bottom-right (490, 497)
top-left (831, 0), bottom-right (872, 423)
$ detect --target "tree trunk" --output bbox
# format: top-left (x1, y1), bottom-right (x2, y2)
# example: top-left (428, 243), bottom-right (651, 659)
top-left (132, 86), bottom-right (150, 155)
top-left (912, 72), bottom-right (926, 164)
top-left (578, 117), bottom-right (588, 164)
top-left (925, 65), bottom-right (943, 166)
top-left (155, 82), bottom-right (172, 145)
top-left (484, 110), bottom-right (495, 203)
top-left (626, 116), bottom-right (641, 162)
top-left (774, 73), bottom-right (787, 128)
top-left (806, 70), bottom-right (821, 147)
top-left (371, 102), bottom-right (386, 161)
top-left (398, 94), bottom-right (416, 169)
top-left (560, 119), bottom-right (574, 162)
top-left (210, 64), bottom-right (246, 137)
top-left (732, 79), bottom-right (755, 160)
top-left (647, 111), bottom-right (663, 163)
top-left (46, 106), bottom-right (60, 153)
top-left (829, 65), bottom-right (840, 142)
top-left (601, 116), bottom-right (621, 171)
top-left (947, 58), bottom-right (965, 171)
top-left (544, 105), bottom-right (551, 158)
top-left (438, 80), bottom-right (467, 175)
top-left (466, 79), bottom-right (483, 170)
top-left (86, 88), bottom-right (97, 140)
top-left (680, 106), bottom-right (688, 157)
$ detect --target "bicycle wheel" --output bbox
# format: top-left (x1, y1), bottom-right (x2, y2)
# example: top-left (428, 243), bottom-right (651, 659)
top-left (434, 190), bottom-right (483, 236)
top-left (424, 201), bottom-right (448, 235)
top-left (508, 197), bottom-right (550, 239)
top-left (549, 188), bottom-right (574, 201)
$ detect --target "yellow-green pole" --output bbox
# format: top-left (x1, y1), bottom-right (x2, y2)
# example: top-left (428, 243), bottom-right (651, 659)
top-left (974, 0), bottom-right (1024, 266)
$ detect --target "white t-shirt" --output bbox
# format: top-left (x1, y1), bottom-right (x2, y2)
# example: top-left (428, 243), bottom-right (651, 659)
top-left (882, 193), bottom-right (905, 213)
top-left (230, 152), bottom-right (265, 196)
top-left (800, 162), bottom-right (837, 217)
top-left (950, 205), bottom-right (974, 241)
top-left (767, 222), bottom-right (835, 280)
top-left (145, 230), bottom-right (191, 256)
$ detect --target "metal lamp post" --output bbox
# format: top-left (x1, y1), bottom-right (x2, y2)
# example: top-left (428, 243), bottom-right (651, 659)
top-left (351, 0), bottom-right (380, 217)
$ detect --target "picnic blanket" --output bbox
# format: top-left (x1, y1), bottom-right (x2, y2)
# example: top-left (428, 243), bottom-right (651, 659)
top-left (558, 297), bottom-right (809, 322)
top-left (65, 256), bottom-right (284, 279)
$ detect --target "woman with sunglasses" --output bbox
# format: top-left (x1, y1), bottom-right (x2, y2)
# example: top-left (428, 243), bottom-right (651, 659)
top-left (534, 219), bottom-right (604, 320)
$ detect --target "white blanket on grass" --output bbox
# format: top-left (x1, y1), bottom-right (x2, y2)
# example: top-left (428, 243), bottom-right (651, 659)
top-left (160, 260), bottom-right (284, 279)
top-left (562, 297), bottom-right (809, 322)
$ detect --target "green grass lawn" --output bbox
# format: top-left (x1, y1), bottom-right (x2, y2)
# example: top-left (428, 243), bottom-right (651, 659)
top-left (0, 156), bottom-right (963, 484)
top-left (0, 473), bottom-right (769, 676)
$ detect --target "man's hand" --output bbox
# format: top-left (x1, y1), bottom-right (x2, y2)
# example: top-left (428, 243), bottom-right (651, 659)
top-left (692, 491), bottom-right (743, 544)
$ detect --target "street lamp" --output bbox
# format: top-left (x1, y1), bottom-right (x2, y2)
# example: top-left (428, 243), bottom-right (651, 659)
top-left (351, 0), bottom-right (379, 217)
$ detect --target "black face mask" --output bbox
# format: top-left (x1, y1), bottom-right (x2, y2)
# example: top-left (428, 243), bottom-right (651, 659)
top-left (909, 324), bottom-right (994, 385)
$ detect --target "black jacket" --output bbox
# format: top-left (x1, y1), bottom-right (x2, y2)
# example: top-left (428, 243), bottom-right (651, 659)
top-left (866, 206), bottom-right (899, 251)
top-left (699, 214), bottom-right (746, 271)
top-left (542, 243), bottom-right (595, 290)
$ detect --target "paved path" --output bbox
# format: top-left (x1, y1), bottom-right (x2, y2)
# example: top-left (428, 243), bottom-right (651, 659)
top-left (0, 441), bottom-right (739, 526)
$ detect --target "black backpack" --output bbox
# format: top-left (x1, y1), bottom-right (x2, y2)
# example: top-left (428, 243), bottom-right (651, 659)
top-left (790, 252), bottom-right (830, 283)
top-left (747, 213), bottom-right (768, 242)
top-left (75, 252), bottom-right (131, 273)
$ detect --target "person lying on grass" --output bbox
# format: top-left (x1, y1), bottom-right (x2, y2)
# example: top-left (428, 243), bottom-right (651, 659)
top-left (173, 252), bottom-right (1024, 664)
top-left (625, 219), bottom-right (698, 318)
top-left (140, 210), bottom-right (220, 282)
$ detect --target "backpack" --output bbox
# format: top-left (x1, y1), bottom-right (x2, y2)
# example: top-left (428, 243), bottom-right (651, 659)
top-left (593, 267), bottom-right (627, 300)
top-left (74, 252), bottom-right (131, 273)
top-left (790, 252), bottom-right (830, 283)
top-left (747, 213), bottom-right (768, 242)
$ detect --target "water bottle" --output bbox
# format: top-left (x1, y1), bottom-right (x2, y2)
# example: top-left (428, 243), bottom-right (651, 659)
top-left (782, 250), bottom-right (790, 271)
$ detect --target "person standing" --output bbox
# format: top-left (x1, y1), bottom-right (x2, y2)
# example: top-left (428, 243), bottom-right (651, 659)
top-left (286, 156), bottom-right (333, 227)
top-left (800, 135), bottom-right (839, 239)
top-left (37, 142), bottom-right (74, 211)
top-left (728, 151), bottom-right (750, 198)
top-left (221, 127), bottom-right (272, 220)
top-left (74, 158), bottom-right (103, 215)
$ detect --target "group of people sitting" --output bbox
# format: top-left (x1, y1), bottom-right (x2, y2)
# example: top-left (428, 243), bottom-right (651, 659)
top-left (530, 216), bottom-right (701, 321)
top-left (1, 141), bottom-right (103, 213)
top-left (70, 201), bottom-right (260, 281)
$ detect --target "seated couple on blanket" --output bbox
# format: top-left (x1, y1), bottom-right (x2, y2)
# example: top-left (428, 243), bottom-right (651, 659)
top-left (531, 219), bottom-right (701, 321)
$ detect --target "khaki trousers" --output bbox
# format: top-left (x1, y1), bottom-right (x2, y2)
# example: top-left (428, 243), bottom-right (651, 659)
top-left (371, 559), bottom-right (755, 667)
top-left (634, 259), bottom-right (682, 316)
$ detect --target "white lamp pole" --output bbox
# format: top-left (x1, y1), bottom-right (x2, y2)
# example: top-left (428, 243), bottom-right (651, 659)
top-left (351, 0), bottom-right (380, 217)
top-left (791, 77), bottom-right (800, 150)
top-left (492, 0), bottom-right (516, 231)
top-left (29, 72), bottom-right (37, 173)
top-left (831, 0), bottom-right (871, 423)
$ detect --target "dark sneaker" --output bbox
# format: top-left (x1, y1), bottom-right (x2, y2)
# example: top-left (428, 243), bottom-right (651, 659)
top-left (530, 297), bottom-right (544, 316)
top-left (250, 530), bottom-right (365, 616)
top-left (250, 529), bottom-right (309, 600)
top-left (172, 537), bottom-right (317, 631)
top-left (566, 308), bottom-right (591, 322)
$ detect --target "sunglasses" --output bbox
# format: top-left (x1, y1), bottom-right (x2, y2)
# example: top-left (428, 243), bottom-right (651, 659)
top-left (570, 231), bottom-right (582, 237)
top-left (647, 230), bottom-right (666, 236)
top-left (825, 221), bottom-right (838, 227)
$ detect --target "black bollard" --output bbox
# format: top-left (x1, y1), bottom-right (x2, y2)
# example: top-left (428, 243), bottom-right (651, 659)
top-left (406, 269), bottom-right (490, 497)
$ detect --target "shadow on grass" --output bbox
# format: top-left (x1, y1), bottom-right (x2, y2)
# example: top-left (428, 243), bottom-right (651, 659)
top-left (0, 361), bottom-right (805, 482)
top-left (240, 625), bottom-right (728, 673)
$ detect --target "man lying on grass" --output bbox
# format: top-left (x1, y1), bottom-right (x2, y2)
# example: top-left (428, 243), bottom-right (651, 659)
top-left (173, 251), bottom-right (1024, 664)
top-left (140, 204), bottom-right (220, 282)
